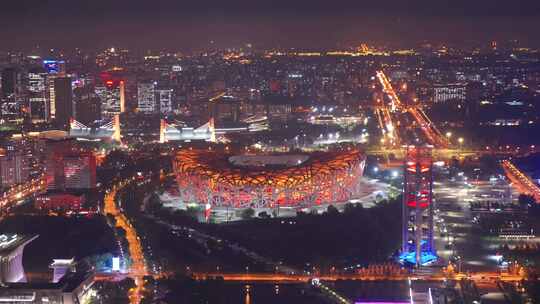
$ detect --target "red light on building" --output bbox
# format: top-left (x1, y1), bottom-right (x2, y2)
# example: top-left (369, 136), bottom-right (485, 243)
top-left (43, 140), bottom-right (97, 191)
top-left (35, 193), bottom-right (85, 212)
top-left (100, 70), bottom-right (125, 88)
top-left (401, 145), bottom-right (435, 266)
top-left (173, 149), bottom-right (366, 212)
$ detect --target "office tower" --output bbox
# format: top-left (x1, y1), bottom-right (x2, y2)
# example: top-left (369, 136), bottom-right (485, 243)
top-left (53, 77), bottom-right (73, 129)
top-left (73, 86), bottom-right (101, 125)
top-left (43, 60), bottom-right (66, 75)
top-left (42, 60), bottom-right (66, 121)
top-left (157, 88), bottom-right (173, 114)
top-left (63, 153), bottom-right (96, 189)
top-left (27, 67), bottom-right (49, 121)
top-left (0, 143), bottom-right (30, 189)
top-left (137, 82), bottom-right (156, 114)
top-left (97, 79), bottom-right (125, 118)
top-left (465, 82), bottom-right (483, 121)
top-left (44, 140), bottom-right (96, 190)
top-left (47, 75), bottom-right (57, 121)
top-left (1, 68), bottom-right (19, 98)
top-left (210, 98), bottom-right (241, 125)
top-left (27, 68), bottom-right (47, 93)
top-left (400, 146), bottom-right (436, 267)
top-left (433, 83), bottom-right (467, 103)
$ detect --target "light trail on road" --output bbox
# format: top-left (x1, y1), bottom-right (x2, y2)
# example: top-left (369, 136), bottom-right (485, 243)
top-left (375, 71), bottom-right (401, 147)
top-left (0, 175), bottom-right (46, 212)
top-left (104, 184), bottom-right (148, 304)
top-left (376, 70), bottom-right (449, 148)
top-left (502, 159), bottom-right (540, 202)
top-left (193, 271), bottom-right (524, 283)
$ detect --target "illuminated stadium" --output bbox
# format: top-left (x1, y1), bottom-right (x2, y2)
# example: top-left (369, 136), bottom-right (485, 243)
top-left (173, 148), bottom-right (366, 210)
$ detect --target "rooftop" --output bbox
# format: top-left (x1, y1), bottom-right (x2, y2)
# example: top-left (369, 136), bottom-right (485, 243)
top-left (0, 234), bottom-right (38, 256)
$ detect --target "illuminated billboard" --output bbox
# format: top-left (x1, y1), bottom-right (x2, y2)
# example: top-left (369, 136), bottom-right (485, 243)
top-left (43, 60), bottom-right (65, 74)
top-left (112, 256), bottom-right (120, 272)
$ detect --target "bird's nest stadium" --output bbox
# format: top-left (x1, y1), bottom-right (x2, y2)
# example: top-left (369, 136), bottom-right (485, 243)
top-left (173, 148), bottom-right (366, 209)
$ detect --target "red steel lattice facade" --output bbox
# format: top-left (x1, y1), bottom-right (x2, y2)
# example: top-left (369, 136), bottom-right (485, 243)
top-left (173, 149), bottom-right (366, 209)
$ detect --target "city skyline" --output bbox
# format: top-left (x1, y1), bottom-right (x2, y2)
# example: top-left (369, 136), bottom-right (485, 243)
top-left (1, 2), bottom-right (540, 303)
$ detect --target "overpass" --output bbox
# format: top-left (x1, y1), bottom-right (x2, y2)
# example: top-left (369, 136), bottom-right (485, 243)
top-left (366, 146), bottom-right (539, 162)
top-left (502, 159), bottom-right (540, 202)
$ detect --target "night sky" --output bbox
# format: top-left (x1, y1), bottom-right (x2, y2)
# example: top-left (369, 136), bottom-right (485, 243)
top-left (1, 0), bottom-right (540, 50)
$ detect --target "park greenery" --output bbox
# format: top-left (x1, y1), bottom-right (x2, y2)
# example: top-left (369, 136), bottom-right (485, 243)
top-left (146, 194), bottom-right (402, 271)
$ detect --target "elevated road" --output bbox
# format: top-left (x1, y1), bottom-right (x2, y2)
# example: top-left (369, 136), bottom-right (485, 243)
top-left (502, 159), bottom-right (540, 202)
top-left (365, 148), bottom-right (522, 162)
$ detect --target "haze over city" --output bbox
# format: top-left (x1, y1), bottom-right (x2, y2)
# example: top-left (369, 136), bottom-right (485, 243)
top-left (2, 0), bottom-right (540, 49)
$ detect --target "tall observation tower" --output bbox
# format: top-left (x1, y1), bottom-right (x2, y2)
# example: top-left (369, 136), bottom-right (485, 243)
top-left (400, 146), bottom-right (437, 266)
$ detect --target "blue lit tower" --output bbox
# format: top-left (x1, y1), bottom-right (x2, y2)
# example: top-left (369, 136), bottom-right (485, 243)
top-left (400, 145), bottom-right (436, 266)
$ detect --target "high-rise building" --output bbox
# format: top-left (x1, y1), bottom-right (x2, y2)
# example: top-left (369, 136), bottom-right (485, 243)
top-left (433, 83), bottom-right (466, 103)
top-left (1, 68), bottom-right (19, 98)
top-left (137, 82), bottom-right (156, 114)
top-left (27, 68), bottom-right (47, 93)
top-left (53, 77), bottom-right (73, 129)
top-left (465, 82), bottom-right (484, 122)
top-left (400, 146), bottom-right (436, 267)
top-left (210, 97), bottom-right (241, 125)
top-left (42, 60), bottom-right (67, 121)
top-left (27, 67), bottom-right (49, 121)
top-left (44, 140), bottom-right (96, 190)
top-left (0, 145), bottom-right (30, 189)
top-left (73, 86), bottom-right (101, 125)
top-left (157, 88), bottom-right (173, 114)
top-left (63, 153), bottom-right (96, 189)
top-left (97, 79), bottom-right (125, 118)
top-left (43, 60), bottom-right (66, 75)
top-left (46, 75), bottom-right (58, 121)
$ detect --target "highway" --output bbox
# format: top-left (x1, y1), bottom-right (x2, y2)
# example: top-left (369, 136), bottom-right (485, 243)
top-left (0, 175), bottom-right (46, 212)
top-left (104, 183), bottom-right (149, 304)
top-left (501, 159), bottom-right (540, 202)
top-left (191, 271), bottom-right (524, 283)
top-left (374, 71), bottom-right (400, 147)
top-left (376, 70), bottom-right (404, 110)
top-left (375, 70), bottom-right (449, 148)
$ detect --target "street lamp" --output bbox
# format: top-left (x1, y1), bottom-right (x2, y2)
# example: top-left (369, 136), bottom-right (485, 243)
top-left (446, 132), bottom-right (452, 139)
top-left (457, 137), bottom-right (464, 157)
